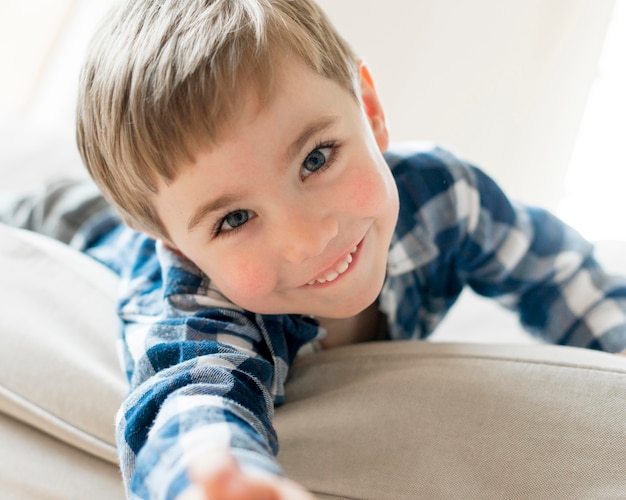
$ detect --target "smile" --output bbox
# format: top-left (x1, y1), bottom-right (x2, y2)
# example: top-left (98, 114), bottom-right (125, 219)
top-left (307, 246), bottom-right (358, 286)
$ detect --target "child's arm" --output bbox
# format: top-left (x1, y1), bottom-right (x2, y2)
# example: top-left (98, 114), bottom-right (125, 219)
top-left (109, 233), bottom-right (320, 498)
top-left (388, 147), bottom-right (626, 353)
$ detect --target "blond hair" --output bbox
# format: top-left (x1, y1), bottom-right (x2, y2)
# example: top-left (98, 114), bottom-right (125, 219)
top-left (76, 0), bottom-right (358, 239)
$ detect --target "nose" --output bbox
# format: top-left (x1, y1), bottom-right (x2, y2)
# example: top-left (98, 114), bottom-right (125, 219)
top-left (277, 204), bottom-right (339, 263)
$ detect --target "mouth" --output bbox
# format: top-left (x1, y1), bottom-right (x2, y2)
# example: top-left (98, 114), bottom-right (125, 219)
top-left (305, 241), bottom-right (361, 287)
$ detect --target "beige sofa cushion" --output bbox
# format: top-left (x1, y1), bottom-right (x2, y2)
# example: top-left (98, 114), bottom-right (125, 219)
top-left (0, 224), bottom-right (125, 498)
top-left (1, 224), bottom-right (625, 499)
top-left (278, 341), bottom-right (626, 499)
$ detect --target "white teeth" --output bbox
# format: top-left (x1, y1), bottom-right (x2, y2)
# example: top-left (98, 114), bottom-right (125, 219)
top-left (325, 272), bottom-right (339, 282)
top-left (307, 246), bottom-right (358, 285)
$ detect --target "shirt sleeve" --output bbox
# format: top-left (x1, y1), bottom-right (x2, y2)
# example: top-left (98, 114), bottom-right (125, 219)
top-left (109, 233), bottom-right (320, 499)
top-left (386, 146), bottom-right (626, 352)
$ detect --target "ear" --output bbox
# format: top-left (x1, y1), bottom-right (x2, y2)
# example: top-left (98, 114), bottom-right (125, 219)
top-left (358, 62), bottom-right (389, 153)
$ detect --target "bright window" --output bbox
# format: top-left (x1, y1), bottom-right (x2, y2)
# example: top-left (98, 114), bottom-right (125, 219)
top-left (557, 1), bottom-right (626, 241)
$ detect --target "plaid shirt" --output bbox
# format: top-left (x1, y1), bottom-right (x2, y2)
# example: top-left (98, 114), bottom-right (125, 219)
top-left (85, 144), bottom-right (626, 498)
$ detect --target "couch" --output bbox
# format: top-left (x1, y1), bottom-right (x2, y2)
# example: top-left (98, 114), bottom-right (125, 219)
top-left (1, 124), bottom-right (625, 499)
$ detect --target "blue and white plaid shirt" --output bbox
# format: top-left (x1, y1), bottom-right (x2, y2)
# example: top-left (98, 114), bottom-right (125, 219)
top-left (85, 144), bottom-right (626, 498)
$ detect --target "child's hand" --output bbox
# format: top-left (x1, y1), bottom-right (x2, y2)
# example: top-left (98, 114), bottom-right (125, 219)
top-left (178, 452), bottom-right (315, 500)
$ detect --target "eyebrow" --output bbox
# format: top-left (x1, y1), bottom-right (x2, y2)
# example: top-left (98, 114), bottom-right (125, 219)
top-left (187, 115), bottom-right (340, 233)
top-left (187, 194), bottom-right (240, 232)
top-left (286, 115), bottom-right (339, 163)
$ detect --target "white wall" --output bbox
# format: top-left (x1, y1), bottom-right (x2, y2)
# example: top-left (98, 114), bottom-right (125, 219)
top-left (0, 0), bottom-right (114, 137)
top-left (0, 0), bottom-right (75, 116)
top-left (317, 0), bottom-right (615, 210)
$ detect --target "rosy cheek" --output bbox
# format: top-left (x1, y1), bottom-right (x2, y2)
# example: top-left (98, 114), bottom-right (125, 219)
top-left (215, 257), bottom-right (276, 305)
top-left (346, 166), bottom-right (388, 214)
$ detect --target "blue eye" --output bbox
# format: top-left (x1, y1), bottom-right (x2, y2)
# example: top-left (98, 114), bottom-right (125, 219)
top-left (302, 145), bottom-right (333, 177)
top-left (224, 210), bottom-right (249, 228)
top-left (216, 209), bottom-right (253, 236)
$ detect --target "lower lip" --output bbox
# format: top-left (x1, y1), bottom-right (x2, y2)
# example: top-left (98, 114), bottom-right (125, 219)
top-left (304, 238), bottom-right (363, 289)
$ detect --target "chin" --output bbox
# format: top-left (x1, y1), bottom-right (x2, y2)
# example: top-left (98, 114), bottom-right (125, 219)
top-left (317, 279), bottom-right (384, 319)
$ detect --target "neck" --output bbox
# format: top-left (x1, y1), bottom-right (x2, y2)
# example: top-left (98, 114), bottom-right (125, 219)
top-left (317, 301), bottom-right (381, 349)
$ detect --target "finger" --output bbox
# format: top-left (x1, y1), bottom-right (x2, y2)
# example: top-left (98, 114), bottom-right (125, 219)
top-left (189, 453), bottom-right (279, 500)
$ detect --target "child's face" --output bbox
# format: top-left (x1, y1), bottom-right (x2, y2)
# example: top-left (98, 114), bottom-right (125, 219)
top-left (153, 58), bottom-right (399, 320)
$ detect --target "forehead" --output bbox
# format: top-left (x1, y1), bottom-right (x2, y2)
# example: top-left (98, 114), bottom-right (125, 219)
top-left (153, 58), bottom-right (362, 216)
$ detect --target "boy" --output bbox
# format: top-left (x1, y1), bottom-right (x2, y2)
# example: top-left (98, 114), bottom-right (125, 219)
top-left (4, 0), bottom-right (625, 498)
